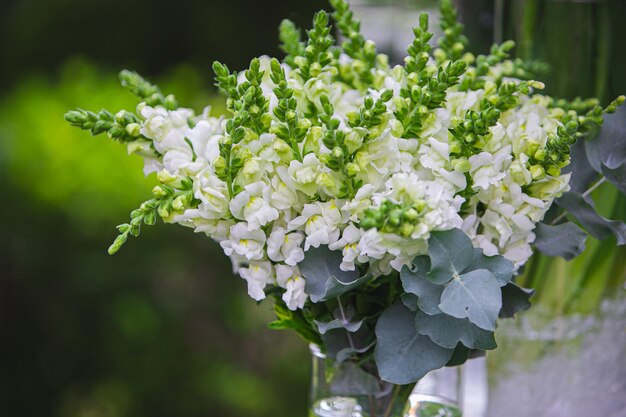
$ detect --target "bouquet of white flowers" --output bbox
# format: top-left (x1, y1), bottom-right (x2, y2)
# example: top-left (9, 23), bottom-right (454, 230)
top-left (64, 0), bottom-right (625, 415)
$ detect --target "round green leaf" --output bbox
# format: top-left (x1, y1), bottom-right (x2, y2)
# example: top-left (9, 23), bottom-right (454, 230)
top-left (428, 229), bottom-right (475, 284)
top-left (374, 303), bottom-right (454, 384)
top-left (438, 269), bottom-right (501, 331)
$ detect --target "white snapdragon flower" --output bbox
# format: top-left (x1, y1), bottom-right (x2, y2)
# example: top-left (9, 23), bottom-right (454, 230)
top-left (127, 140), bottom-right (163, 175)
top-left (194, 169), bottom-right (230, 219)
top-left (329, 224), bottom-right (362, 271)
top-left (288, 201), bottom-right (344, 250)
top-left (446, 90), bottom-right (481, 118)
top-left (275, 264), bottom-right (308, 310)
top-left (230, 181), bottom-right (279, 230)
top-left (420, 108), bottom-right (451, 141)
top-left (174, 209), bottom-right (233, 242)
top-left (186, 118), bottom-right (223, 163)
top-left (357, 228), bottom-right (388, 261)
top-left (469, 148), bottom-right (512, 190)
top-left (239, 260), bottom-right (274, 301)
top-left (271, 168), bottom-right (302, 212)
top-left (342, 184), bottom-right (376, 222)
top-left (140, 106), bottom-right (193, 153)
top-left (419, 137), bottom-right (450, 171)
top-left (247, 133), bottom-right (281, 166)
top-left (287, 153), bottom-right (324, 197)
top-left (220, 222), bottom-right (267, 261)
top-left (267, 227), bottom-right (305, 266)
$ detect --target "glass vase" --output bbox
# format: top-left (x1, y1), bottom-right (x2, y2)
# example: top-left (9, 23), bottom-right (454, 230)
top-left (309, 345), bottom-right (463, 417)
top-left (484, 1), bottom-right (626, 415)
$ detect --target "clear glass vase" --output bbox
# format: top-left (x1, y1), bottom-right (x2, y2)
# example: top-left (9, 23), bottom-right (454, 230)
top-left (484, 1), bottom-right (626, 415)
top-left (309, 345), bottom-right (463, 417)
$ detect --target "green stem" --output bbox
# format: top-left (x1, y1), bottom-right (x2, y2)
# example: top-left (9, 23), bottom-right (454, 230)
top-left (382, 385), bottom-right (400, 417)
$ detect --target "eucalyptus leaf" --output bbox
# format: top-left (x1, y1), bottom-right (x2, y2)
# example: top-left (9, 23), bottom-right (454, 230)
top-left (602, 162), bottom-right (626, 194)
top-left (331, 362), bottom-right (380, 396)
top-left (375, 303), bottom-right (454, 384)
top-left (428, 229), bottom-right (475, 284)
top-left (401, 293), bottom-right (420, 312)
top-left (465, 248), bottom-right (514, 287)
top-left (557, 192), bottom-right (626, 245)
top-left (336, 342), bottom-right (376, 364)
top-left (586, 105), bottom-right (626, 174)
top-left (533, 222), bottom-right (587, 260)
top-left (499, 282), bottom-right (534, 318)
top-left (438, 269), bottom-right (501, 331)
top-left (321, 325), bottom-right (373, 359)
top-left (315, 318), bottom-right (364, 335)
top-left (415, 310), bottom-right (497, 350)
top-left (300, 246), bottom-right (369, 302)
top-left (445, 343), bottom-right (471, 367)
top-left (400, 256), bottom-right (444, 315)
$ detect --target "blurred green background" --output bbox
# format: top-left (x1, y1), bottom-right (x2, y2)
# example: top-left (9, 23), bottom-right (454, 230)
top-left (0, 1), bottom-right (624, 416)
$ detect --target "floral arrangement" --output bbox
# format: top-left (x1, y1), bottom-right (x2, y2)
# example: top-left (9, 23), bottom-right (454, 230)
top-left (64, 0), bottom-right (625, 415)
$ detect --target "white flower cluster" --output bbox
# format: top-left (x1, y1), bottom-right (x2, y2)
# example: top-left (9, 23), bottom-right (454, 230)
top-left (126, 54), bottom-right (571, 310)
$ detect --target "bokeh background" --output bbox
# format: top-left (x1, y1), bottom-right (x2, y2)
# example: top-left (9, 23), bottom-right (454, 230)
top-left (1, 1), bottom-right (625, 416)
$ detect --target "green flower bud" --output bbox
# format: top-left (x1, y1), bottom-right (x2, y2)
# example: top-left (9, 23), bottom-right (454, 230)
top-left (529, 164), bottom-right (545, 179)
top-left (332, 146), bottom-right (344, 159)
top-left (152, 185), bottom-right (167, 198)
top-left (213, 156), bottom-right (227, 176)
top-left (452, 158), bottom-right (471, 172)
top-left (399, 223), bottom-right (415, 237)
top-left (346, 162), bottom-right (361, 176)
top-left (413, 200), bottom-right (427, 213)
top-left (403, 208), bottom-right (419, 222)
top-left (172, 195), bottom-right (185, 211)
top-left (125, 123), bottom-right (141, 137)
top-left (390, 119), bottom-right (404, 137)
top-left (157, 170), bottom-right (183, 187)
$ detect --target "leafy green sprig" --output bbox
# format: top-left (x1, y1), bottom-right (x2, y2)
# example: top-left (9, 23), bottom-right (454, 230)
top-left (360, 199), bottom-right (426, 237)
top-left (552, 97), bottom-right (600, 114)
top-left (295, 11), bottom-right (335, 81)
top-left (213, 58), bottom-right (270, 197)
top-left (405, 13), bottom-right (433, 87)
top-left (450, 80), bottom-right (541, 157)
top-left (108, 179), bottom-right (197, 254)
top-left (279, 20), bottom-right (306, 69)
top-left (318, 95), bottom-right (359, 197)
top-left (532, 95), bottom-right (625, 176)
top-left (395, 60), bottom-right (467, 139)
top-left (64, 108), bottom-right (143, 142)
top-left (577, 95), bottom-right (625, 134)
top-left (501, 58), bottom-right (550, 82)
top-left (330, 0), bottom-right (377, 86)
top-left (269, 58), bottom-right (309, 161)
top-left (435, 0), bottom-right (468, 63)
top-left (119, 70), bottom-right (178, 109)
top-left (459, 41), bottom-right (516, 91)
top-left (346, 89), bottom-right (393, 132)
